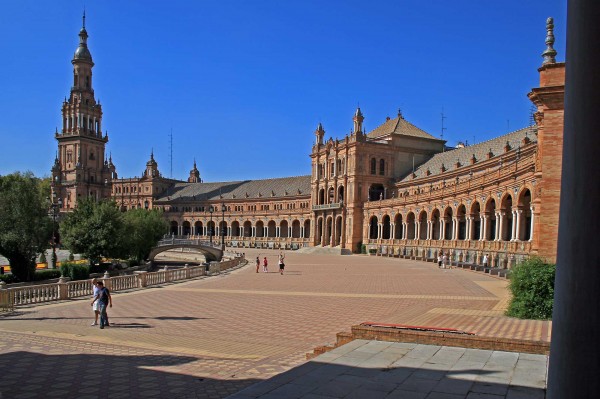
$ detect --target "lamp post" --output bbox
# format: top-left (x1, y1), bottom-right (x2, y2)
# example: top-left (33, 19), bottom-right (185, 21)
top-left (48, 194), bottom-right (63, 269)
top-left (221, 203), bottom-right (226, 250)
top-left (208, 205), bottom-right (214, 244)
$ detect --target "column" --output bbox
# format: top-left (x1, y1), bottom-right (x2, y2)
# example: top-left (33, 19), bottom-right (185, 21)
top-left (441, 220), bottom-right (446, 240)
top-left (497, 211), bottom-right (504, 241)
top-left (264, 227), bottom-right (268, 237)
top-left (529, 206), bottom-right (535, 241)
top-left (426, 221), bottom-right (431, 240)
top-left (300, 226), bottom-right (304, 238)
top-left (481, 215), bottom-right (487, 241)
top-left (276, 227), bottom-right (280, 238)
top-left (378, 223), bottom-right (382, 239)
top-left (511, 210), bottom-right (517, 241)
top-left (465, 217), bottom-right (471, 240)
top-left (414, 221), bottom-right (419, 240)
top-left (402, 223), bottom-right (406, 240)
top-left (390, 223), bottom-right (395, 239)
top-left (515, 210), bottom-right (522, 241)
top-left (252, 226), bottom-right (255, 237)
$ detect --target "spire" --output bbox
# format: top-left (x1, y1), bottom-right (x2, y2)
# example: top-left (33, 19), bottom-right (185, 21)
top-left (353, 106), bottom-right (364, 133)
top-left (397, 108), bottom-right (403, 119)
top-left (83, 9), bottom-right (86, 29)
top-left (542, 17), bottom-right (557, 65)
top-left (314, 122), bottom-right (325, 145)
top-left (150, 148), bottom-right (154, 161)
top-left (73, 11), bottom-right (93, 62)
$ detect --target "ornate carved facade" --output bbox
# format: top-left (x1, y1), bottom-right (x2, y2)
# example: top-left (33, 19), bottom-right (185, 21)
top-left (51, 17), bottom-right (565, 264)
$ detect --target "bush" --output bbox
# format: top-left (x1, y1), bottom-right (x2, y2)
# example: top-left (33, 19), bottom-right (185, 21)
top-left (506, 257), bottom-right (555, 320)
top-left (60, 262), bottom-right (90, 281)
top-left (89, 263), bottom-right (111, 274)
top-left (0, 273), bottom-right (16, 283)
top-left (360, 244), bottom-right (366, 254)
top-left (368, 248), bottom-right (377, 254)
top-left (33, 269), bottom-right (62, 281)
top-left (39, 252), bottom-right (47, 264)
top-left (68, 253), bottom-right (75, 261)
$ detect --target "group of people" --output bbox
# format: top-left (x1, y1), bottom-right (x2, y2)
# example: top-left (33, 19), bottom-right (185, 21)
top-left (90, 278), bottom-right (112, 329)
top-left (437, 252), bottom-right (490, 269)
top-left (255, 253), bottom-right (286, 275)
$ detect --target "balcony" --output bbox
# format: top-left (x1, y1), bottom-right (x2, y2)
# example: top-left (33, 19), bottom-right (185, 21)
top-left (312, 202), bottom-right (342, 211)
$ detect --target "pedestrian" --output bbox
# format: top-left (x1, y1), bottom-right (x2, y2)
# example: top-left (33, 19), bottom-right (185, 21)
top-left (483, 254), bottom-right (489, 268)
top-left (278, 252), bottom-right (285, 275)
top-left (442, 253), bottom-right (448, 269)
top-left (90, 278), bottom-right (100, 326)
top-left (263, 256), bottom-right (268, 273)
top-left (255, 256), bottom-right (260, 273)
top-left (91, 281), bottom-right (112, 329)
top-left (437, 253), bottom-right (443, 268)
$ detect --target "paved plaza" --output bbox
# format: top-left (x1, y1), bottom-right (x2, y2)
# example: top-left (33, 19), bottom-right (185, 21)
top-left (0, 250), bottom-right (551, 398)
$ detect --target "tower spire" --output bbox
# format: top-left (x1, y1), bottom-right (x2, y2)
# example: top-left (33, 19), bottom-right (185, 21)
top-left (542, 17), bottom-right (557, 65)
top-left (82, 9), bottom-right (86, 29)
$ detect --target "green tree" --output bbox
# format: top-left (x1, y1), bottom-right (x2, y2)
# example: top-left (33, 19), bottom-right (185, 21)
top-left (60, 198), bottom-right (124, 265)
top-left (122, 208), bottom-right (168, 262)
top-left (0, 172), bottom-right (52, 281)
top-left (506, 257), bottom-right (556, 320)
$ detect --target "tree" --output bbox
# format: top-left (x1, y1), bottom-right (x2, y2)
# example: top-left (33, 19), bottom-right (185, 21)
top-left (506, 257), bottom-right (555, 320)
top-left (122, 208), bottom-right (168, 262)
top-left (0, 172), bottom-right (52, 281)
top-left (60, 198), bottom-right (124, 265)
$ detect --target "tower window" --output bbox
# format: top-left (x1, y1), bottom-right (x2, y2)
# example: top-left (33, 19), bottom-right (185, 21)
top-left (370, 158), bottom-right (377, 175)
top-left (379, 159), bottom-right (385, 175)
top-left (85, 76), bottom-right (90, 88)
top-left (74, 75), bottom-right (78, 86)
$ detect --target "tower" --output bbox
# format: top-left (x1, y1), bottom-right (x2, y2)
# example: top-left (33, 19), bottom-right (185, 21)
top-left (353, 107), bottom-right (364, 134)
top-left (51, 14), bottom-right (114, 210)
top-left (144, 150), bottom-right (159, 179)
top-left (314, 123), bottom-right (325, 146)
top-left (188, 159), bottom-right (201, 183)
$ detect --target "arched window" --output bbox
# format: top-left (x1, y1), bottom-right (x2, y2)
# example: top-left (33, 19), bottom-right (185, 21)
top-left (370, 158), bottom-right (377, 175)
top-left (85, 76), bottom-right (90, 88)
top-left (379, 159), bottom-right (385, 175)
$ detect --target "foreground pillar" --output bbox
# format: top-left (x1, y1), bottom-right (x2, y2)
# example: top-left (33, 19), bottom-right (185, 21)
top-left (548, 1), bottom-right (600, 397)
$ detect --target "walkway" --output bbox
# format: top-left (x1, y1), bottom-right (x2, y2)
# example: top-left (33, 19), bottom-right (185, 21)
top-left (0, 250), bottom-right (551, 398)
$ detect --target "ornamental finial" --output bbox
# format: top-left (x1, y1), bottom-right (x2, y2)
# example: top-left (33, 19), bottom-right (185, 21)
top-left (542, 17), bottom-right (557, 65)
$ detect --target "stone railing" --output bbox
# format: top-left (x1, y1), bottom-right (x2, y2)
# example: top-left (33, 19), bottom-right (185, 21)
top-left (0, 256), bottom-right (246, 309)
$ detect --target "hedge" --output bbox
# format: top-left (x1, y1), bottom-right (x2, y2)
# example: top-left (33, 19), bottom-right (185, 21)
top-left (506, 257), bottom-right (555, 320)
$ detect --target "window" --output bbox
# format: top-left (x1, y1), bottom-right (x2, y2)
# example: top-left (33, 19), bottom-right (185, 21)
top-left (370, 158), bottom-right (377, 175)
top-left (379, 159), bottom-right (385, 175)
top-left (330, 162), bottom-right (335, 177)
top-left (85, 76), bottom-right (90, 88)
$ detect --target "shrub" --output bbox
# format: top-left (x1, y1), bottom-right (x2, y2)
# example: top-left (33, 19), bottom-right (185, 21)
top-left (506, 257), bottom-right (555, 320)
top-left (39, 252), bottom-right (47, 264)
top-left (360, 244), bottom-right (366, 254)
top-left (59, 262), bottom-right (90, 281)
top-left (34, 269), bottom-right (62, 281)
top-left (68, 253), bottom-right (75, 261)
top-left (0, 274), bottom-right (17, 284)
top-left (89, 263), bottom-right (110, 274)
top-left (368, 248), bottom-right (377, 254)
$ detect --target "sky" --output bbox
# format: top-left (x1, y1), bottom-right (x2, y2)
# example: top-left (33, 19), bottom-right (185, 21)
top-left (0, 1), bottom-right (567, 182)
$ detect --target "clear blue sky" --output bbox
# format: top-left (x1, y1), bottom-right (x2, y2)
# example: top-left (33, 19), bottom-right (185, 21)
top-left (0, 1), bottom-right (566, 182)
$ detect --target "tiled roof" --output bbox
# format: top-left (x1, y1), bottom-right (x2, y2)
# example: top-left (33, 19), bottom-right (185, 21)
top-left (155, 175), bottom-right (312, 203)
top-left (367, 116), bottom-right (439, 141)
top-left (398, 126), bottom-right (537, 183)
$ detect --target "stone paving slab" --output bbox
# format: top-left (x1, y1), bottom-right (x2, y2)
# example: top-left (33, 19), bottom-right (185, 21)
top-left (0, 249), bottom-right (550, 398)
top-left (228, 340), bottom-right (548, 399)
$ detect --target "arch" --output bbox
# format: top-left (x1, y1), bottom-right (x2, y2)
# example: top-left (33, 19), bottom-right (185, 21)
top-left (325, 216), bottom-right (333, 246)
top-left (406, 212), bottom-right (416, 239)
top-left (335, 216), bottom-right (342, 246)
top-left (394, 213), bottom-right (403, 239)
top-left (484, 198), bottom-right (497, 240)
top-left (255, 220), bottom-right (265, 237)
top-left (369, 215), bottom-right (378, 239)
top-left (170, 221), bottom-right (178, 236)
top-left (194, 221), bottom-right (203, 236)
top-left (501, 194), bottom-right (513, 241)
top-left (382, 215), bottom-right (391, 239)
top-left (318, 188), bottom-right (325, 205)
top-left (280, 220), bottom-right (289, 238)
top-left (182, 221), bottom-right (191, 236)
top-left (518, 188), bottom-right (533, 240)
top-left (219, 221), bottom-right (228, 238)
top-left (368, 184), bottom-right (385, 201)
top-left (231, 221), bottom-right (241, 237)
top-left (430, 209), bottom-right (441, 240)
top-left (267, 221), bottom-right (277, 238)
top-left (338, 185), bottom-right (344, 203)
top-left (291, 219), bottom-right (301, 238)
top-left (457, 204), bottom-right (467, 240)
top-left (470, 201), bottom-right (481, 240)
top-left (149, 240), bottom-right (223, 263)
top-left (328, 187), bottom-right (335, 204)
top-left (370, 158), bottom-right (377, 175)
top-left (443, 207), bottom-right (453, 240)
top-left (317, 217), bottom-right (323, 244)
top-left (418, 210), bottom-right (428, 240)
top-left (243, 221), bottom-right (252, 237)
top-left (303, 219), bottom-right (311, 238)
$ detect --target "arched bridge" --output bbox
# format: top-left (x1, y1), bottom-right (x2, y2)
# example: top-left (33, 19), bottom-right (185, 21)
top-left (149, 238), bottom-right (224, 262)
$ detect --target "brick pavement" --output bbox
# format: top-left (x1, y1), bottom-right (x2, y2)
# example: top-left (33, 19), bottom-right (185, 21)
top-left (0, 250), bottom-right (551, 398)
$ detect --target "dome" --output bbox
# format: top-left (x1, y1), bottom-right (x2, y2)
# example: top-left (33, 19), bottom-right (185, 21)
top-left (73, 45), bottom-right (92, 61)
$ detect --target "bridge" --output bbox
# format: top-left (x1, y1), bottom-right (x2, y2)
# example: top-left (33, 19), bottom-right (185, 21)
top-left (149, 238), bottom-right (224, 263)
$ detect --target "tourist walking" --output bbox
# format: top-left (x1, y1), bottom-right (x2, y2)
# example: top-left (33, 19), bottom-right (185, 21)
top-left (91, 278), bottom-right (100, 326)
top-left (278, 252), bottom-right (285, 275)
top-left (483, 254), bottom-right (489, 268)
top-left (263, 256), bottom-right (268, 273)
top-left (442, 253), bottom-right (448, 269)
top-left (437, 253), bottom-right (443, 268)
top-left (91, 281), bottom-right (112, 329)
top-left (255, 256), bottom-right (260, 273)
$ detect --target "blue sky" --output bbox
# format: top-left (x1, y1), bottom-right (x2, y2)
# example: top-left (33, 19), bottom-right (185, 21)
top-left (0, 1), bottom-right (566, 182)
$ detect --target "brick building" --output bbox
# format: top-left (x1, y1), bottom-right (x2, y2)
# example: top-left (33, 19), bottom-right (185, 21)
top-left (51, 17), bottom-right (564, 264)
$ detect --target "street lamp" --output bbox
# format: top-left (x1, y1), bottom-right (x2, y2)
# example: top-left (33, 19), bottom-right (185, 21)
top-left (48, 194), bottom-right (63, 269)
top-left (221, 203), bottom-right (226, 249)
top-left (208, 205), bottom-right (214, 244)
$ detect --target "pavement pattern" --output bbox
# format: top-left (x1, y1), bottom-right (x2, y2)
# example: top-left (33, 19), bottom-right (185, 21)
top-left (0, 249), bottom-right (551, 398)
top-left (229, 340), bottom-right (547, 399)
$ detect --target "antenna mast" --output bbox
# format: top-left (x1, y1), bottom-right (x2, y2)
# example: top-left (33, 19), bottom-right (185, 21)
top-left (441, 107), bottom-right (447, 139)
top-left (169, 128), bottom-right (173, 178)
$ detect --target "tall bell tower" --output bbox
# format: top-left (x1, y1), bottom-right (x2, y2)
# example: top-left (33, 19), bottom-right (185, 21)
top-left (51, 13), bottom-right (115, 210)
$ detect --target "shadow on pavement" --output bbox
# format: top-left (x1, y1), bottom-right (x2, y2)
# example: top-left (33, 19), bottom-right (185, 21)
top-left (0, 351), bottom-right (259, 399)
top-left (227, 359), bottom-right (546, 399)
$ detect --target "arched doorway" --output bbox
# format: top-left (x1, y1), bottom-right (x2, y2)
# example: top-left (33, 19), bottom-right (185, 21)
top-left (369, 216), bottom-right (378, 239)
top-left (518, 189), bottom-right (532, 240)
top-left (501, 194), bottom-right (513, 241)
top-left (304, 219), bottom-right (311, 238)
top-left (267, 221), bottom-right (277, 238)
top-left (325, 217), bottom-right (333, 246)
top-left (457, 205), bottom-right (467, 240)
top-left (280, 220), bottom-right (289, 238)
top-left (394, 214), bottom-right (403, 240)
top-left (369, 184), bottom-right (385, 201)
top-left (231, 221), bottom-right (240, 237)
top-left (418, 210), bottom-right (428, 240)
top-left (443, 207), bottom-right (453, 240)
top-left (335, 216), bottom-right (342, 245)
top-left (470, 202), bottom-right (481, 240)
top-left (382, 215), bottom-right (391, 239)
top-left (182, 221), bottom-right (191, 236)
top-left (256, 221), bottom-right (264, 237)
top-left (291, 220), bottom-right (301, 238)
top-left (243, 221), bottom-right (252, 237)
top-left (406, 212), bottom-right (416, 239)
top-left (317, 218), bottom-right (323, 244)
top-left (194, 221), bottom-right (203, 236)
top-left (170, 221), bottom-right (178, 236)
top-left (431, 209), bottom-right (441, 240)
top-left (338, 186), bottom-right (344, 203)
top-left (485, 199), bottom-right (497, 240)
top-left (318, 189), bottom-right (325, 205)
